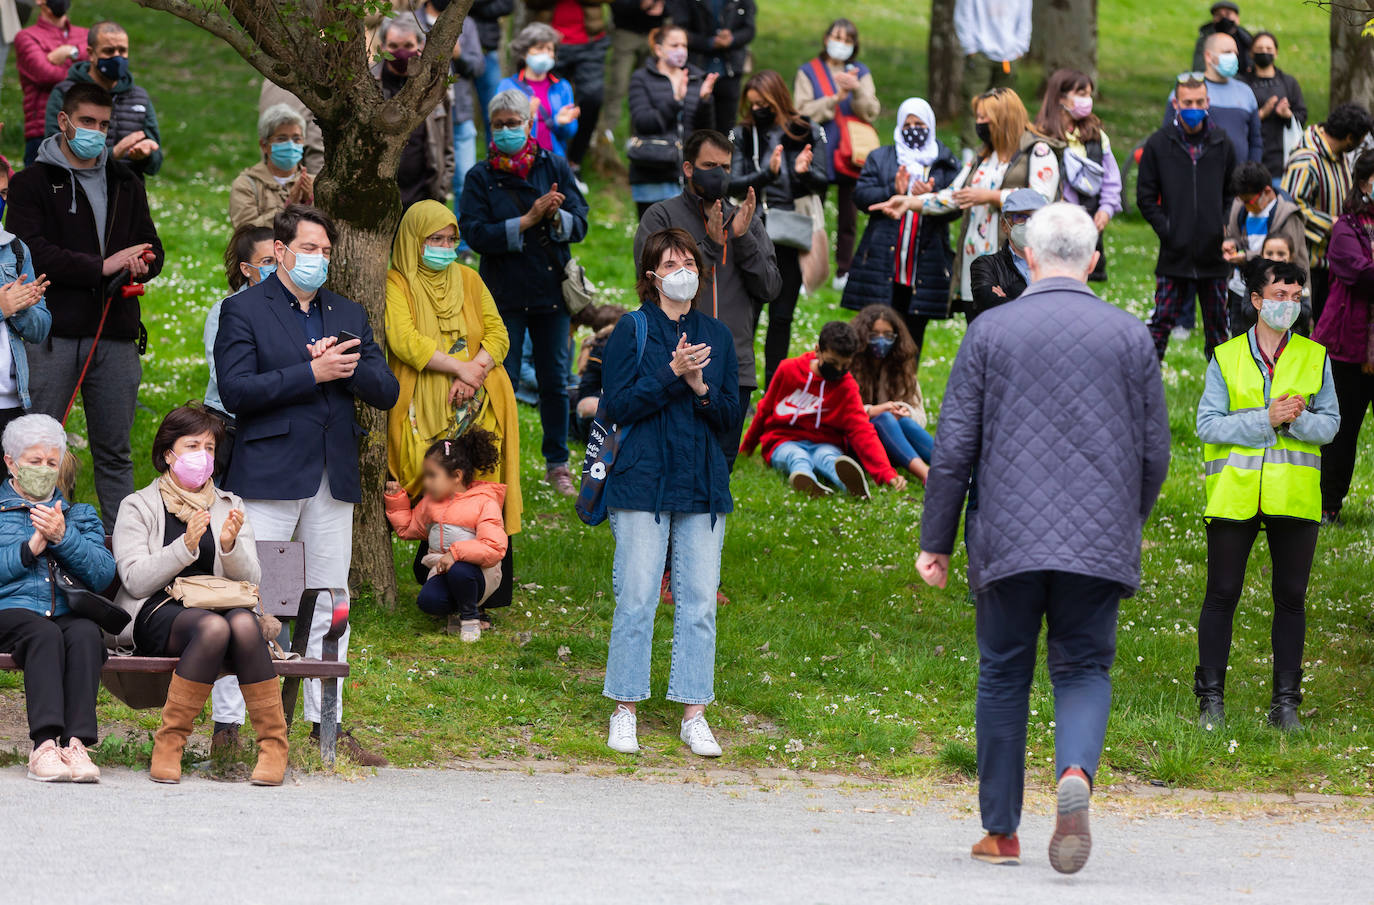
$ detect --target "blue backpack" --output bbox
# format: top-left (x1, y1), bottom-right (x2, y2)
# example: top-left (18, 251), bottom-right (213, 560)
top-left (575, 310), bottom-right (647, 526)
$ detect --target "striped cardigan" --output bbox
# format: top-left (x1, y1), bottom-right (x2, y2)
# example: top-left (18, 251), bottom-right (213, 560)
top-left (1281, 126), bottom-right (1353, 268)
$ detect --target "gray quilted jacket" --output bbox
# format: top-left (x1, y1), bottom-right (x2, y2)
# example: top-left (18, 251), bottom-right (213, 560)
top-left (919, 277), bottom-right (1171, 594)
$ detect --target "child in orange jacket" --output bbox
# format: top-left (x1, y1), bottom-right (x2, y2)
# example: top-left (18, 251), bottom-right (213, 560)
top-left (740, 322), bottom-right (908, 498)
top-left (385, 430), bottom-right (508, 642)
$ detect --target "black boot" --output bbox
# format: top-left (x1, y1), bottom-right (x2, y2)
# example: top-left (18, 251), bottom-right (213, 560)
top-left (1193, 666), bottom-right (1226, 728)
top-left (1268, 669), bottom-right (1303, 731)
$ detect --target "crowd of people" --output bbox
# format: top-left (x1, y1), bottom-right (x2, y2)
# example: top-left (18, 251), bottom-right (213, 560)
top-left (0, 0), bottom-right (1369, 879)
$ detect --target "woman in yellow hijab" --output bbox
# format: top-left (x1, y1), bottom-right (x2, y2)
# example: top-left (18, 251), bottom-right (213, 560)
top-left (386, 201), bottom-right (522, 612)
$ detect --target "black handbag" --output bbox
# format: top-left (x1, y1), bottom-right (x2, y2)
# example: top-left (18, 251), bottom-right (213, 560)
top-left (625, 136), bottom-right (682, 167)
top-left (48, 559), bottom-right (129, 635)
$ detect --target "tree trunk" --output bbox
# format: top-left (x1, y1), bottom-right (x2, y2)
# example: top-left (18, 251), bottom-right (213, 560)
top-left (1330, 1), bottom-right (1374, 110)
top-left (1034, 0), bottom-right (1098, 84)
top-left (314, 117), bottom-right (406, 609)
top-left (928, 0), bottom-right (963, 122)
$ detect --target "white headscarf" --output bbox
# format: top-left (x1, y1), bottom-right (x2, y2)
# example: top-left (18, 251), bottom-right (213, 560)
top-left (893, 97), bottom-right (939, 172)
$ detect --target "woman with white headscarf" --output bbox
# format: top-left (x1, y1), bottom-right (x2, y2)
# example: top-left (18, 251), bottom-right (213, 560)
top-left (841, 98), bottom-right (961, 363)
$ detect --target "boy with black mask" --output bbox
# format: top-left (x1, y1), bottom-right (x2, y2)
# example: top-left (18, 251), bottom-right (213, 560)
top-left (634, 129), bottom-right (781, 468)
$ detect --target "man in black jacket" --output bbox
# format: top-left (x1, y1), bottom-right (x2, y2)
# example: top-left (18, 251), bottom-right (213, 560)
top-left (667, 0), bottom-right (755, 141)
top-left (1137, 76), bottom-right (1237, 361)
top-left (1190, 1), bottom-right (1253, 76)
top-left (968, 188), bottom-right (1045, 321)
top-left (9, 81), bottom-right (163, 528)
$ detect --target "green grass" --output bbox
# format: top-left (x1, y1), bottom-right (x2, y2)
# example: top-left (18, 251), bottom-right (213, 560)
top-left (0, 1), bottom-right (1370, 792)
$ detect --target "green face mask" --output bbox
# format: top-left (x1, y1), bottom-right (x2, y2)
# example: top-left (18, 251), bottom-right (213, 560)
top-left (13, 464), bottom-right (58, 501)
top-left (421, 245), bottom-right (458, 271)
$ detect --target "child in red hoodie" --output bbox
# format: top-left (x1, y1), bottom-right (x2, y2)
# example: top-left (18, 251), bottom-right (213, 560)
top-left (740, 322), bottom-right (908, 498)
top-left (385, 429), bottom-right (508, 642)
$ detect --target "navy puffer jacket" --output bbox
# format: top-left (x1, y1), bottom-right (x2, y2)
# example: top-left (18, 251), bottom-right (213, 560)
top-left (601, 301), bottom-right (739, 519)
top-left (842, 143), bottom-right (961, 318)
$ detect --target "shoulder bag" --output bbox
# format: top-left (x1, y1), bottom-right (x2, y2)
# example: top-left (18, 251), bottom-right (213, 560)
top-left (48, 560), bottom-right (129, 636)
top-left (166, 575), bottom-right (261, 612)
top-left (751, 128), bottom-right (817, 250)
top-left (576, 310), bottom-right (648, 527)
top-left (807, 58), bottom-right (880, 179)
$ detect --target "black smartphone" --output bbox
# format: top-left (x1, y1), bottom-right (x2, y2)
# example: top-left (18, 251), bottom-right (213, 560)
top-left (336, 330), bottom-right (362, 347)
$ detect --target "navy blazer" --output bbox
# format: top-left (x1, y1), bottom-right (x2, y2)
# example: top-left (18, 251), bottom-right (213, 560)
top-left (213, 274), bottom-right (400, 504)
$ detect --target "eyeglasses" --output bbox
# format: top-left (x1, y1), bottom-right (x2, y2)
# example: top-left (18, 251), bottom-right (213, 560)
top-left (1176, 71), bottom-right (1207, 84)
top-left (1003, 212), bottom-right (1034, 224)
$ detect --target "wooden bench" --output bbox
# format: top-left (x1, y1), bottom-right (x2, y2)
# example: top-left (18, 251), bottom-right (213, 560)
top-left (0, 540), bottom-right (351, 765)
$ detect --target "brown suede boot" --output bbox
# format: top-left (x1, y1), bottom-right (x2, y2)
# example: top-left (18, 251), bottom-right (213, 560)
top-left (241, 679), bottom-right (290, 786)
top-left (150, 675), bottom-right (213, 783)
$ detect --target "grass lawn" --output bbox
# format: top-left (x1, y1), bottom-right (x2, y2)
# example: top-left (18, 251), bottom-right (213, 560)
top-left (1, 0), bottom-right (1371, 794)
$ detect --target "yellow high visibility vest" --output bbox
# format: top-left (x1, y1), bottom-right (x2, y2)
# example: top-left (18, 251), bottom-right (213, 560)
top-left (1203, 333), bottom-right (1326, 522)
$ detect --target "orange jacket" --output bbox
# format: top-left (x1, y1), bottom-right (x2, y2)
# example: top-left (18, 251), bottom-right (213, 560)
top-left (385, 481), bottom-right (508, 568)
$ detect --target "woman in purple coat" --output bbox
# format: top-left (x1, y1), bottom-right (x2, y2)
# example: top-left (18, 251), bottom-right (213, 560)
top-left (1311, 151), bottom-right (1374, 525)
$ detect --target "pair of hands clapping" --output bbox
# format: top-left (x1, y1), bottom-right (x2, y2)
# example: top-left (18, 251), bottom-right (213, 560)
top-left (182, 508), bottom-right (244, 554)
top-left (668, 333), bottom-right (711, 396)
top-left (0, 273), bottom-right (49, 317)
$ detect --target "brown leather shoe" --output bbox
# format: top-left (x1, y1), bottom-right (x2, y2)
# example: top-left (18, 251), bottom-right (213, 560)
top-left (210, 725), bottom-right (241, 758)
top-left (313, 725), bottom-right (390, 767)
top-left (151, 675), bottom-right (213, 783)
top-left (241, 679), bottom-right (290, 786)
top-left (971, 832), bottom-right (1020, 865)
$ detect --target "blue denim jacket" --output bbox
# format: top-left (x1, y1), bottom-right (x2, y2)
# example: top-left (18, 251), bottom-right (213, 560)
top-left (0, 236), bottom-right (53, 410)
top-left (1196, 329), bottom-right (1341, 449)
top-left (0, 481), bottom-right (115, 618)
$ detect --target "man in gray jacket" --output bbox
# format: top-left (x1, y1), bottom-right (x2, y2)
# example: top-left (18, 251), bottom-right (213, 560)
top-left (917, 203), bottom-right (1171, 874)
top-left (635, 129), bottom-right (781, 469)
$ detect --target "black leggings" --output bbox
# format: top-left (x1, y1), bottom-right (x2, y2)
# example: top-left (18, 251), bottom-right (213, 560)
top-left (1198, 515), bottom-right (1318, 672)
top-left (1321, 359), bottom-right (1374, 515)
top-left (165, 607), bottom-right (275, 686)
top-left (891, 283), bottom-right (931, 369)
top-left (754, 244), bottom-right (803, 388)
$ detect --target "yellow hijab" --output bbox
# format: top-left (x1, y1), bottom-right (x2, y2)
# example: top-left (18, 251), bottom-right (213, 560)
top-left (385, 201), bottom-right (523, 533)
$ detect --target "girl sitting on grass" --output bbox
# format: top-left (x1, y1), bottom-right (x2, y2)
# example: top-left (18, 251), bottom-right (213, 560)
top-left (385, 430), bottom-right (508, 642)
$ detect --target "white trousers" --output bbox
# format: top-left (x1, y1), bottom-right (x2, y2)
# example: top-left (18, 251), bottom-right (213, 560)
top-left (211, 470), bottom-right (354, 725)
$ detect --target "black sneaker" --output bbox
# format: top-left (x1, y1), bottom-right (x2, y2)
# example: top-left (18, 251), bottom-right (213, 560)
top-left (1321, 510), bottom-right (1343, 527)
top-left (833, 456), bottom-right (870, 499)
top-left (788, 471), bottom-right (830, 498)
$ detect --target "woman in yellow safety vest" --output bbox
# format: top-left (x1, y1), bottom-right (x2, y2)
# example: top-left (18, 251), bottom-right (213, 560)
top-left (1194, 259), bottom-right (1340, 732)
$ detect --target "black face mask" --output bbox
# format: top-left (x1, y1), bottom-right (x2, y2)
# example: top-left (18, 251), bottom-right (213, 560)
top-left (1215, 18), bottom-right (1236, 34)
top-left (751, 107), bottom-right (776, 128)
top-left (975, 121), bottom-right (992, 146)
top-left (818, 360), bottom-right (848, 382)
top-left (47, 0), bottom-right (71, 16)
top-left (1252, 52), bottom-right (1275, 68)
top-left (691, 165), bottom-right (729, 202)
top-left (902, 124), bottom-right (928, 149)
top-left (95, 55), bottom-right (130, 84)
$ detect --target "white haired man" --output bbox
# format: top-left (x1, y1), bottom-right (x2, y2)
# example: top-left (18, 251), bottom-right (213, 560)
top-left (917, 203), bottom-right (1172, 873)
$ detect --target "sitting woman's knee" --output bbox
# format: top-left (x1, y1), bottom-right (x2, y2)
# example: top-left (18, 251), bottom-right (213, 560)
top-left (195, 613), bottom-right (233, 652)
top-left (62, 617), bottom-right (104, 651)
top-left (871, 411), bottom-right (899, 430)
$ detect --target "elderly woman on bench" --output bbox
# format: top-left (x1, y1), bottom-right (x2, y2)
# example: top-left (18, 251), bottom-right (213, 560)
top-left (0, 414), bottom-right (115, 784)
top-left (112, 404), bottom-right (286, 786)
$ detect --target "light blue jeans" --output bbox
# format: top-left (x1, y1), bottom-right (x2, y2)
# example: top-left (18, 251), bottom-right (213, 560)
top-left (604, 508), bottom-right (726, 705)
top-left (772, 440), bottom-right (845, 489)
top-left (475, 49), bottom-right (503, 141)
top-left (452, 118), bottom-right (477, 206)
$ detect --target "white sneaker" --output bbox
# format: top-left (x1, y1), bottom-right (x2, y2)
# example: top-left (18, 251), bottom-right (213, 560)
top-left (607, 705), bottom-right (639, 754)
top-left (680, 714), bottom-right (722, 757)
top-left (27, 739), bottom-right (71, 782)
top-left (61, 738), bottom-right (101, 783)
top-left (831, 273), bottom-right (849, 292)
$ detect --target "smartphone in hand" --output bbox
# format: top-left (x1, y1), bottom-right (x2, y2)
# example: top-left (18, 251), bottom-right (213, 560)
top-left (336, 329), bottom-right (362, 347)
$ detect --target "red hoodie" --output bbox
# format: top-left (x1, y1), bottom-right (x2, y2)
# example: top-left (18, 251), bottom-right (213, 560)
top-left (740, 351), bottom-right (898, 484)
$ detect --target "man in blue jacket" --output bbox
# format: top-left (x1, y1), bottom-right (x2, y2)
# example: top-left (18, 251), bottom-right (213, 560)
top-left (214, 204), bottom-right (399, 766)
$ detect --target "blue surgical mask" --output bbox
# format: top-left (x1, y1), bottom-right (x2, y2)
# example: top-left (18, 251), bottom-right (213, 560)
top-left (868, 335), bottom-right (895, 358)
top-left (0, 198), bottom-right (7, 223)
top-left (1178, 107), bottom-right (1208, 131)
top-left (286, 249), bottom-right (328, 292)
top-left (421, 245), bottom-right (457, 270)
top-left (250, 262), bottom-right (276, 284)
top-left (1214, 52), bottom-right (1239, 79)
top-left (493, 127), bottom-right (528, 155)
top-left (269, 140), bottom-right (304, 171)
top-left (95, 55), bottom-right (129, 83)
top-left (525, 53), bottom-right (555, 76)
top-left (65, 123), bottom-right (107, 160)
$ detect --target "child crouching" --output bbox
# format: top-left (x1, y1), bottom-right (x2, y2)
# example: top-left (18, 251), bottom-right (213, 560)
top-left (385, 430), bottom-right (508, 642)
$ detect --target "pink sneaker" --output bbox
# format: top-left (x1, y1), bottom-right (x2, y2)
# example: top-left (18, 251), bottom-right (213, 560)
top-left (27, 739), bottom-right (72, 783)
top-left (62, 738), bottom-right (101, 783)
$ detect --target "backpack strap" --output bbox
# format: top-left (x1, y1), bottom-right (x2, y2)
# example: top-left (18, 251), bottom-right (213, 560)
top-left (630, 309), bottom-right (648, 365)
top-left (11, 239), bottom-right (25, 283)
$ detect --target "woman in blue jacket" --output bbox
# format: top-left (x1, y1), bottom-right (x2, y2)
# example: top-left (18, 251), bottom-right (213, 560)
top-left (0, 414), bottom-right (115, 783)
top-left (496, 23), bottom-right (579, 160)
top-left (459, 88), bottom-right (589, 495)
top-left (841, 97), bottom-right (960, 362)
top-left (599, 227), bottom-right (738, 760)
top-left (0, 157), bottom-right (53, 446)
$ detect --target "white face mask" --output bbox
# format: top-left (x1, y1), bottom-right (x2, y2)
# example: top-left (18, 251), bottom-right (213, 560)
top-left (655, 267), bottom-right (699, 303)
top-left (825, 40), bottom-right (853, 62)
top-left (1259, 297), bottom-right (1301, 332)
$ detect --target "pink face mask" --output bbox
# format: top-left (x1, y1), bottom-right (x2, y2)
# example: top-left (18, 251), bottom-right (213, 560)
top-left (170, 449), bottom-right (215, 489)
top-left (1067, 95), bottom-right (1094, 119)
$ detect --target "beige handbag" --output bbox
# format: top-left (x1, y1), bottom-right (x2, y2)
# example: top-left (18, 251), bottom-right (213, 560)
top-left (165, 576), bottom-right (261, 611)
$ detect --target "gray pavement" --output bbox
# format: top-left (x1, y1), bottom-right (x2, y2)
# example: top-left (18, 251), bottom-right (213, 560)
top-left (1, 765), bottom-right (1370, 904)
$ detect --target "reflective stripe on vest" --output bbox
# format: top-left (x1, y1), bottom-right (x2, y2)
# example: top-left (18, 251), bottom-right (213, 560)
top-left (1202, 333), bottom-right (1326, 522)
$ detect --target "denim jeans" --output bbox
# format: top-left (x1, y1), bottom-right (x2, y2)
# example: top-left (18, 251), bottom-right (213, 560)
top-left (452, 118), bottom-right (477, 213)
top-left (974, 570), bottom-right (1122, 835)
top-left (501, 308), bottom-right (571, 466)
top-left (771, 440), bottom-right (844, 489)
top-left (870, 411), bottom-right (934, 468)
top-left (416, 562), bottom-right (486, 621)
top-left (475, 48), bottom-right (503, 142)
top-left (604, 508), bottom-right (726, 705)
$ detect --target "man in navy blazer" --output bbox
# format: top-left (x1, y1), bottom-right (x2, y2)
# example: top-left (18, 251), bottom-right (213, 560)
top-left (214, 204), bottom-right (398, 766)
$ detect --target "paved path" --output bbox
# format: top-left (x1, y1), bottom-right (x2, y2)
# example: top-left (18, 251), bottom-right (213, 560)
top-left (1, 765), bottom-right (1369, 904)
